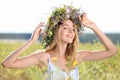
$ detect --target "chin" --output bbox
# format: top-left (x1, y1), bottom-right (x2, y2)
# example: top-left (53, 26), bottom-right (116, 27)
top-left (67, 40), bottom-right (73, 44)
top-left (62, 38), bottom-right (74, 44)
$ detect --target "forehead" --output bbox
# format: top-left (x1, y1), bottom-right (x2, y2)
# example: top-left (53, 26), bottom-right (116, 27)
top-left (63, 19), bottom-right (73, 26)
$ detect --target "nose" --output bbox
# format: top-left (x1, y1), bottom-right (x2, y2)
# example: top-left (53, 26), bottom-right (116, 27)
top-left (68, 28), bottom-right (74, 33)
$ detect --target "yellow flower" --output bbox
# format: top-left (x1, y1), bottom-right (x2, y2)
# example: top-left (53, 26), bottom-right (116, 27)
top-left (72, 60), bottom-right (78, 67)
top-left (66, 75), bottom-right (70, 80)
top-left (51, 57), bottom-right (58, 62)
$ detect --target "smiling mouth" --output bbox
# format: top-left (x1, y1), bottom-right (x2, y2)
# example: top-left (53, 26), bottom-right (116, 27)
top-left (68, 37), bottom-right (73, 38)
top-left (67, 35), bottom-right (74, 38)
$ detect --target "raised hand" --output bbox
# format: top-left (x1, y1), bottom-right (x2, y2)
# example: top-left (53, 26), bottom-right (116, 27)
top-left (79, 14), bottom-right (96, 29)
top-left (30, 22), bottom-right (44, 42)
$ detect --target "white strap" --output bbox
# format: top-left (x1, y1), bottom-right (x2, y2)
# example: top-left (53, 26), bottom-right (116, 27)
top-left (47, 54), bottom-right (50, 62)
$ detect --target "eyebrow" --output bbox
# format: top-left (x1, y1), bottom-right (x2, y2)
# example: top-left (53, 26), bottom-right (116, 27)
top-left (62, 23), bottom-right (74, 28)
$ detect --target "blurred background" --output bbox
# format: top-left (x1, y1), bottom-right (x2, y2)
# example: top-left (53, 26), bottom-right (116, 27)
top-left (0, 0), bottom-right (120, 43)
top-left (0, 0), bottom-right (120, 80)
top-left (0, 0), bottom-right (120, 33)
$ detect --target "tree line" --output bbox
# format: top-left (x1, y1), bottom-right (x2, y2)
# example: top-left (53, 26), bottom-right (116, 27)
top-left (0, 33), bottom-right (120, 44)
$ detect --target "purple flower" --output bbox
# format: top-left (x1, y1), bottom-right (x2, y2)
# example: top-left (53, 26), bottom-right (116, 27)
top-left (50, 16), bottom-right (56, 21)
top-left (66, 8), bottom-right (70, 13)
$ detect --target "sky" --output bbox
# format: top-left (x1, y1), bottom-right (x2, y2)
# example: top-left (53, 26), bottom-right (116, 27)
top-left (0, 0), bottom-right (120, 33)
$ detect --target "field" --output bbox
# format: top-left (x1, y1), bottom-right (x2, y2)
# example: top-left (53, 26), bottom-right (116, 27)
top-left (0, 40), bottom-right (120, 80)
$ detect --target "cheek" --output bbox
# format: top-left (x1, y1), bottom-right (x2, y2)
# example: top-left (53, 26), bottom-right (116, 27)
top-left (59, 30), bottom-right (67, 40)
top-left (60, 30), bottom-right (67, 36)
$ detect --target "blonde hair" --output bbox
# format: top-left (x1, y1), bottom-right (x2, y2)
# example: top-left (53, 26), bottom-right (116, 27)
top-left (45, 19), bottom-right (79, 60)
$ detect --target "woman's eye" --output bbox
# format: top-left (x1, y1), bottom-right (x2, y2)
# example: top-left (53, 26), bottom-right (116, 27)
top-left (63, 27), bottom-right (68, 29)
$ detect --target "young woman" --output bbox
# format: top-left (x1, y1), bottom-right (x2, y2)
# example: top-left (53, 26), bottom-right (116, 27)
top-left (2, 5), bottom-right (118, 80)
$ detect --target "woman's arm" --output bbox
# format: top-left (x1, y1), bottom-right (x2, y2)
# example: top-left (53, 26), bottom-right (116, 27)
top-left (2, 22), bottom-right (45, 68)
top-left (78, 14), bottom-right (118, 61)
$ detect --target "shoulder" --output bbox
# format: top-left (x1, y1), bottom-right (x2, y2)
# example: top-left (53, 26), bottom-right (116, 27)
top-left (33, 49), bottom-right (48, 57)
top-left (76, 50), bottom-right (91, 62)
top-left (31, 49), bottom-right (48, 65)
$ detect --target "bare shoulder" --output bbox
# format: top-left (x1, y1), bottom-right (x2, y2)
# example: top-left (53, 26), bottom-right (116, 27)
top-left (33, 49), bottom-right (48, 56)
top-left (31, 49), bottom-right (48, 65)
top-left (77, 50), bottom-right (91, 62)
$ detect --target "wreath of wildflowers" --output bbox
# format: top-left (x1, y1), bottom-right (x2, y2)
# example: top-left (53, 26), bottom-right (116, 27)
top-left (42, 5), bottom-right (85, 48)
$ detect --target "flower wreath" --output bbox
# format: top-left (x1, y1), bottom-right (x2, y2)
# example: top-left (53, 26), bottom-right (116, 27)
top-left (42, 5), bottom-right (85, 48)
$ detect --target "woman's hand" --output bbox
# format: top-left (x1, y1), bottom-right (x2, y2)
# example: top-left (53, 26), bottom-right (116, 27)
top-left (79, 14), bottom-right (96, 29)
top-left (30, 22), bottom-right (44, 42)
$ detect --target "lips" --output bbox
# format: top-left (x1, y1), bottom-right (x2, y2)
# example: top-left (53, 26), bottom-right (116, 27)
top-left (66, 35), bottom-right (74, 38)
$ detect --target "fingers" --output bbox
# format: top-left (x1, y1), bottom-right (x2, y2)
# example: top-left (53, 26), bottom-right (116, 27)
top-left (37, 22), bottom-right (45, 28)
top-left (30, 22), bottom-right (45, 41)
top-left (39, 22), bottom-right (45, 26)
top-left (79, 14), bottom-right (88, 27)
top-left (33, 22), bottom-right (43, 33)
top-left (79, 15), bottom-right (84, 24)
top-left (81, 14), bottom-right (87, 21)
top-left (35, 22), bottom-right (44, 30)
top-left (79, 13), bottom-right (89, 23)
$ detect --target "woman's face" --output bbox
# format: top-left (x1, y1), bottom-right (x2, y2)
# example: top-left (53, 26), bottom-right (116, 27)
top-left (59, 19), bottom-right (75, 44)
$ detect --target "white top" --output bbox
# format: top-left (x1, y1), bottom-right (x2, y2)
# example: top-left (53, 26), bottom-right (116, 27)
top-left (45, 54), bottom-right (80, 80)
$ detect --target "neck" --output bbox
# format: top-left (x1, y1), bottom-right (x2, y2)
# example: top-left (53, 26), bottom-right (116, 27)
top-left (55, 43), bottom-right (67, 57)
